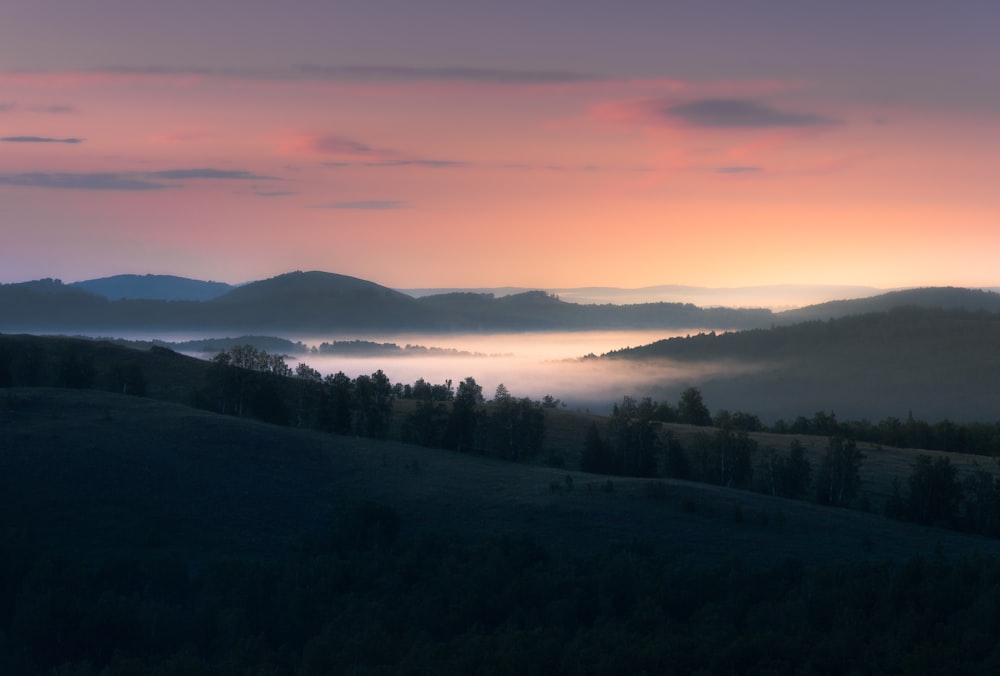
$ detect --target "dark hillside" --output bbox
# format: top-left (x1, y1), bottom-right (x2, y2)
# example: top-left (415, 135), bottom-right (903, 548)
top-left (8, 388), bottom-right (1000, 672)
top-left (0, 333), bottom-right (213, 403)
top-left (415, 290), bottom-right (774, 330)
top-left (5, 388), bottom-right (1000, 567)
top-left (605, 306), bottom-right (1000, 421)
top-left (777, 286), bottom-right (1000, 323)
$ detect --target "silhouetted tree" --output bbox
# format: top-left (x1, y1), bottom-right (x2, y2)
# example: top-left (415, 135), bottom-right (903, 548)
top-left (488, 385), bottom-right (545, 461)
top-left (324, 371), bottom-right (353, 434)
top-left (367, 369), bottom-right (394, 437)
top-left (581, 422), bottom-right (616, 474)
top-left (662, 431), bottom-right (690, 479)
top-left (607, 397), bottom-right (658, 477)
top-left (444, 377), bottom-right (484, 452)
top-left (677, 387), bottom-right (711, 426)
top-left (816, 437), bottom-right (864, 506)
top-left (905, 455), bottom-right (963, 527)
top-left (758, 440), bottom-right (811, 498)
top-left (962, 468), bottom-right (1000, 536)
top-left (250, 379), bottom-right (289, 425)
top-left (56, 344), bottom-right (94, 388)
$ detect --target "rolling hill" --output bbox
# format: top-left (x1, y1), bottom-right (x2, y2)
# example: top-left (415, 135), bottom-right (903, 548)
top-left (0, 271), bottom-right (773, 333)
top-left (5, 387), bottom-right (1000, 567)
top-left (71, 273), bottom-right (234, 301)
top-left (4, 271), bottom-right (1000, 338)
top-left (775, 286), bottom-right (1000, 323)
top-left (605, 305), bottom-right (1000, 422)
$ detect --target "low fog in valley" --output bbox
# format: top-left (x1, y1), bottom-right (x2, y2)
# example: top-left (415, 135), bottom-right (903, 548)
top-left (184, 330), bottom-right (741, 414)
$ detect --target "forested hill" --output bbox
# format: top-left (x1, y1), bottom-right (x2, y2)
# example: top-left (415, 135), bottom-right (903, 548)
top-left (413, 290), bottom-right (772, 330)
top-left (604, 306), bottom-right (1000, 422)
top-left (775, 286), bottom-right (1000, 324)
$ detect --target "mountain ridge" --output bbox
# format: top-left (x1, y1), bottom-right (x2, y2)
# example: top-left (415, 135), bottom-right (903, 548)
top-left (3, 271), bottom-right (1000, 334)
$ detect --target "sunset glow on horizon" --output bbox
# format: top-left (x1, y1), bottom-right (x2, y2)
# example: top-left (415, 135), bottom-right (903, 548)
top-left (3, 1), bottom-right (998, 291)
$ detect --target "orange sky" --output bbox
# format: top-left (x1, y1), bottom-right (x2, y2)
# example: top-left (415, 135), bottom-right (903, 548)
top-left (2, 1), bottom-right (998, 290)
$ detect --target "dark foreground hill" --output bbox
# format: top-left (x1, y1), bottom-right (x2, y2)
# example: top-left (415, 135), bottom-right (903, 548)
top-left (8, 387), bottom-right (1000, 567)
top-left (10, 383), bottom-right (1000, 672)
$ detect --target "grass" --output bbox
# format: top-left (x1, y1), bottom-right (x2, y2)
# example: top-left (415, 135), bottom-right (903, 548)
top-left (6, 387), bottom-right (1000, 572)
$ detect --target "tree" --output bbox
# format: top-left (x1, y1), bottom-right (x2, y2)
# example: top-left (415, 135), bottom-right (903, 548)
top-left (581, 422), bottom-right (616, 474)
top-left (56, 343), bottom-right (94, 388)
top-left (693, 428), bottom-right (755, 488)
top-left (295, 363), bottom-right (322, 382)
top-left (662, 431), bottom-right (690, 479)
top-left (488, 386), bottom-right (546, 461)
top-left (324, 371), bottom-right (353, 434)
top-left (905, 455), bottom-right (962, 527)
top-left (607, 397), bottom-right (659, 477)
top-left (445, 377), bottom-right (484, 452)
top-left (962, 468), bottom-right (1000, 536)
top-left (816, 437), bottom-right (864, 507)
top-left (759, 440), bottom-right (811, 498)
top-left (292, 362), bottom-right (323, 427)
top-left (677, 387), bottom-right (711, 426)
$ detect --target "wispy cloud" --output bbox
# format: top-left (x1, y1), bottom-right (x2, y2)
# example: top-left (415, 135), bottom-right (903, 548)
top-left (715, 166), bottom-right (762, 173)
top-left (664, 98), bottom-right (835, 128)
top-left (0, 102), bottom-right (76, 114)
top-left (314, 200), bottom-right (407, 210)
top-left (311, 136), bottom-right (373, 154)
top-left (60, 64), bottom-right (596, 85)
top-left (1, 136), bottom-right (82, 143)
top-left (324, 159), bottom-right (466, 169)
top-left (29, 104), bottom-right (76, 114)
top-left (147, 168), bottom-right (277, 180)
top-left (288, 64), bottom-right (595, 84)
top-left (256, 190), bottom-right (296, 197)
top-left (0, 167), bottom-right (280, 191)
top-left (0, 172), bottom-right (168, 191)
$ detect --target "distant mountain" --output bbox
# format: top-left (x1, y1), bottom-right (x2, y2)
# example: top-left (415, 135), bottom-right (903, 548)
top-left (1, 271), bottom-right (774, 333)
top-left (776, 287), bottom-right (1000, 324)
top-left (4, 272), bottom-right (997, 337)
top-left (414, 290), bottom-right (773, 330)
top-left (72, 274), bottom-right (234, 301)
top-left (402, 283), bottom-right (883, 310)
top-left (207, 270), bottom-right (437, 330)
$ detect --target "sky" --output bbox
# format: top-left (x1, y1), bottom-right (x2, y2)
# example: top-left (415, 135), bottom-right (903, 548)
top-left (2, 0), bottom-right (999, 290)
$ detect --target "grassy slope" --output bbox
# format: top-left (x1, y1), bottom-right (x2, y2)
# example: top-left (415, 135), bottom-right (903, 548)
top-left (5, 388), bottom-right (1000, 572)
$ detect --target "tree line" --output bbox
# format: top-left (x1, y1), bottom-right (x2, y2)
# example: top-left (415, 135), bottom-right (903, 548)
top-left (197, 345), bottom-right (551, 462)
top-left (581, 389), bottom-right (866, 508)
